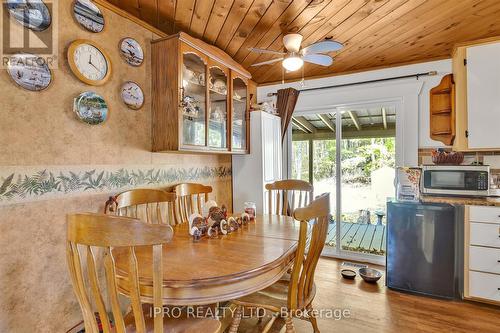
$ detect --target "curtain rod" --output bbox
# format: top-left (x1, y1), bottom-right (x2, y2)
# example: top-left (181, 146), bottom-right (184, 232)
top-left (266, 71), bottom-right (438, 97)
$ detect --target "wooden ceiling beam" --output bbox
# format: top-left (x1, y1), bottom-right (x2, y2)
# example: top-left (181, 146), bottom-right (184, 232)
top-left (382, 108), bottom-right (387, 130)
top-left (292, 119), bottom-right (309, 133)
top-left (292, 125), bottom-right (396, 141)
top-left (317, 114), bottom-right (335, 133)
top-left (348, 111), bottom-right (362, 131)
top-left (293, 116), bottom-right (317, 133)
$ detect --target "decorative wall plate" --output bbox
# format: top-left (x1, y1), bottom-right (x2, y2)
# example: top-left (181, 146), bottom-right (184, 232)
top-left (7, 53), bottom-right (52, 91)
top-left (67, 39), bottom-right (111, 86)
top-left (73, 0), bottom-right (104, 33)
top-left (6, 0), bottom-right (51, 31)
top-left (73, 92), bottom-right (108, 125)
top-left (121, 81), bottom-right (144, 110)
top-left (119, 38), bottom-right (144, 67)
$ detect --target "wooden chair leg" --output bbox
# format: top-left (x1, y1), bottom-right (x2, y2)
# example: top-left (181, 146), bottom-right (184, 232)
top-left (284, 313), bottom-right (295, 333)
top-left (307, 304), bottom-right (320, 333)
top-left (228, 305), bottom-right (243, 333)
top-left (262, 314), bottom-right (278, 333)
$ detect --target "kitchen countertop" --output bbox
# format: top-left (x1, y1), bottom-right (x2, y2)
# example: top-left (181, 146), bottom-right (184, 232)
top-left (420, 195), bottom-right (500, 206)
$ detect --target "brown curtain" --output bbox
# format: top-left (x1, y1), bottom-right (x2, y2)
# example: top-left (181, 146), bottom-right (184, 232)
top-left (276, 87), bottom-right (300, 142)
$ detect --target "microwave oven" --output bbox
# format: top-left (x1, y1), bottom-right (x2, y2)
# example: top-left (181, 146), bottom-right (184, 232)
top-left (421, 165), bottom-right (490, 196)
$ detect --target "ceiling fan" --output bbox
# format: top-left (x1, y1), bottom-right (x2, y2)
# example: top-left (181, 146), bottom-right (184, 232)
top-left (248, 33), bottom-right (343, 72)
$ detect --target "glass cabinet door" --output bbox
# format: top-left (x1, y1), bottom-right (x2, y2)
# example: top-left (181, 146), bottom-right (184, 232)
top-left (232, 77), bottom-right (247, 150)
top-left (181, 52), bottom-right (206, 146)
top-left (208, 66), bottom-right (228, 149)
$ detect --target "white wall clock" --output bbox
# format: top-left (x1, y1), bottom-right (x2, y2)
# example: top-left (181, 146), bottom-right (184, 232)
top-left (73, 0), bottom-right (104, 33)
top-left (7, 53), bottom-right (52, 91)
top-left (121, 81), bottom-right (144, 110)
top-left (6, 0), bottom-right (51, 31)
top-left (67, 39), bottom-right (111, 86)
top-left (119, 38), bottom-right (144, 67)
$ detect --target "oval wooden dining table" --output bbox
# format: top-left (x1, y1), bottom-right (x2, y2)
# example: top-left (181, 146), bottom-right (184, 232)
top-left (112, 214), bottom-right (302, 306)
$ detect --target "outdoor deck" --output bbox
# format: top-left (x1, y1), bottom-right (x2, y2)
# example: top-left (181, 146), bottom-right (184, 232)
top-left (326, 222), bottom-right (386, 255)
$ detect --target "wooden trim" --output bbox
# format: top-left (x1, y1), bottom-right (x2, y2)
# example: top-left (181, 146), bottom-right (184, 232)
top-left (93, 0), bottom-right (167, 37)
top-left (452, 35), bottom-right (500, 55)
top-left (153, 32), bottom-right (251, 79)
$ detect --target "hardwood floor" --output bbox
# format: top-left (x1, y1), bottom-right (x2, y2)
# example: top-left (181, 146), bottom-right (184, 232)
top-left (233, 258), bottom-right (500, 333)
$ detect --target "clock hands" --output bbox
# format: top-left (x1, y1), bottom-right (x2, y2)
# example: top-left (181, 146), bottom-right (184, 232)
top-left (88, 54), bottom-right (104, 76)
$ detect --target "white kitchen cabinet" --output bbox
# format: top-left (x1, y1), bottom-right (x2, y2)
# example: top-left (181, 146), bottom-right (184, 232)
top-left (465, 205), bottom-right (500, 305)
top-left (232, 111), bottom-right (282, 214)
top-left (467, 42), bottom-right (500, 149)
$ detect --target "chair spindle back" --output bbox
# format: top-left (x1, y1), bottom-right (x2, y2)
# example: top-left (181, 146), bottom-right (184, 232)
top-left (265, 179), bottom-right (314, 216)
top-left (288, 193), bottom-right (330, 310)
top-left (173, 183), bottom-right (213, 224)
top-left (105, 189), bottom-right (177, 225)
top-left (66, 213), bottom-right (173, 333)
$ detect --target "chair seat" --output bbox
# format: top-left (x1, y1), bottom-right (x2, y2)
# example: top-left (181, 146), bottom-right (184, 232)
top-left (235, 279), bottom-right (316, 312)
top-left (124, 306), bottom-right (221, 333)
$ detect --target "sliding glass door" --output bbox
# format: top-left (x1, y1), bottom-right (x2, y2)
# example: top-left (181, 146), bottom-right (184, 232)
top-left (291, 103), bottom-right (397, 264)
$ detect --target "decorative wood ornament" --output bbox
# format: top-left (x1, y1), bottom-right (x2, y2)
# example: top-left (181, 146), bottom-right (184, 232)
top-left (67, 39), bottom-right (112, 86)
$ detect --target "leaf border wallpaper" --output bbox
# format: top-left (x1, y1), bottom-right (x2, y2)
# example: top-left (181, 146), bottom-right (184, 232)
top-left (0, 164), bottom-right (231, 205)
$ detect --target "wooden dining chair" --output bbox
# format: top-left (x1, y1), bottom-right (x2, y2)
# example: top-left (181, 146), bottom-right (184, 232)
top-left (265, 179), bottom-right (314, 216)
top-left (229, 193), bottom-right (330, 333)
top-left (66, 213), bottom-right (221, 333)
top-left (173, 183), bottom-right (213, 224)
top-left (104, 188), bottom-right (177, 226)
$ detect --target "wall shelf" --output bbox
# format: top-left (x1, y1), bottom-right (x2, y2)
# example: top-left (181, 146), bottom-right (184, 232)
top-left (430, 74), bottom-right (455, 146)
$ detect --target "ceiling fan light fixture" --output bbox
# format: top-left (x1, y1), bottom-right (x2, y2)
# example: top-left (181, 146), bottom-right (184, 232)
top-left (282, 55), bottom-right (304, 72)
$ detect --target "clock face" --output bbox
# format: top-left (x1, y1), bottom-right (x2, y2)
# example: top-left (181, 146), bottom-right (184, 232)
top-left (73, 0), bottom-right (104, 33)
top-left (6, 0), bottom-right (51, 31)
top-left (7, 53), bottom-right (52, 91)
top-left (68, 40), bottom-right (111, 85)
top-left (119, 38), bottom-right (144, 67)
top-left (121, 81), bottom-right (144, 110)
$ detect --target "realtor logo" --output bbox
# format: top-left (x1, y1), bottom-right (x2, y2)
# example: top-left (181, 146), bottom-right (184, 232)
top-left (1, 0), bottom-right (58, 68)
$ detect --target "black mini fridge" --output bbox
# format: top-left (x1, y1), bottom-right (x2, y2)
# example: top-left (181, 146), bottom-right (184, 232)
top-left (386, 200), bottom-right (463, 299)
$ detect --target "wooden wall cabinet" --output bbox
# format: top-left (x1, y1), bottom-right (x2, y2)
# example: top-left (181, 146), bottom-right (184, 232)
top-left (151, 32), bottom-right (252, 154)
top-left (430, 74), bottom-right (455, 145)
top-left (453, 39), bottom-right (500, 151)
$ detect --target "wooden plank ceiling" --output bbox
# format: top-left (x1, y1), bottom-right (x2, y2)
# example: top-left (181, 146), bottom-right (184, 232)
top-left (107, 0), bottom-right (500, 84)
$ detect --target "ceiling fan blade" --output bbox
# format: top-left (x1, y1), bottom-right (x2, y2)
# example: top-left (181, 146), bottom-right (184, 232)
top-left (302, 40), bottom-right (343, 54)
top-left (283, 33), bottom-right (303, 53)
top-left (248, 47), bottom-right (285, 55)
top-left (302, 54), bottom-right (333, 67)
top-left (250, 57), bottom-right (284, 67)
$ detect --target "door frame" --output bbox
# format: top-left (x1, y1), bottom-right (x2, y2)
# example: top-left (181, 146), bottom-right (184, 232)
top-left (286, 79), bottom-right (423, 265)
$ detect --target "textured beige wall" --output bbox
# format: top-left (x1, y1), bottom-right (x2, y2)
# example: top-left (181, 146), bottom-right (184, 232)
top-left (0, 2), bottom-right (232, 332)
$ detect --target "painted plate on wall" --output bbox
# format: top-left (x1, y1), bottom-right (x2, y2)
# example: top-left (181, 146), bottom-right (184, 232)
top-left (119, 38), bottom-right (144, 66)
top-left (73, 92), bottom-right (108, 125)
top-left (121, 81), bottom-right (144, 110)
top-left (73, 0), bottom-right (104, 33)
top-left (7, 53), bottom-right (52, 91)
top-left (6, 0), bottom-right (51, 31)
